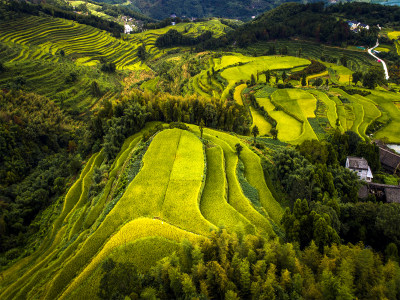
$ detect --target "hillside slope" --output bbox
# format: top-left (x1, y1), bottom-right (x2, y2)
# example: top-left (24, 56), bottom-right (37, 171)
top-left (0, 125), bottom-right (283, 299)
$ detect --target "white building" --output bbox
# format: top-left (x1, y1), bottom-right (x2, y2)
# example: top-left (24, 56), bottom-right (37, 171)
top-left (124, 24), bottom-right (134, 34)
top-left (346, 156), bottom-right (373, 182)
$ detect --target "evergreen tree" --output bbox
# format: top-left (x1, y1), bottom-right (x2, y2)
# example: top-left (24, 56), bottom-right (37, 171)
top-left (251, 125), bottom-right (259, 143)
top-left (235, 143), bottom-right (243, 157)
top-left (301, 74), bottom-right (307, 86)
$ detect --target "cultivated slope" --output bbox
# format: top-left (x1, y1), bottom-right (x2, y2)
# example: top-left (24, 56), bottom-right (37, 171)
top-left (0, 125), bottom-right (283, 299)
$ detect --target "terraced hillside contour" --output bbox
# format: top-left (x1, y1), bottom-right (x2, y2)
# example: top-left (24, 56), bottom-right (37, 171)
top-left (186, 51), bottom-right (399, 144)
top-left (0, 126), bottom-right (283, 299)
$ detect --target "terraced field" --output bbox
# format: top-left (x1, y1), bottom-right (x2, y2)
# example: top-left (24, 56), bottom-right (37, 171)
top-left (0, 15), bottom-right (149, 70)
top-left (387, 31), bottom-right (400, 55)
top-left (245, 40), bottom-right (378, 72)
top-left (367, 90), bottom-right (400, 143)
top-left (0, 124), bottom-right (283, 299)
top-left (0, 15), bottom-right (150, 112)
top-left (219, 55), bottom-right (310, 99)
top-left (268, 89), bottom-right (318, 143)
top-left (128, 19), bottom-right (230, 60)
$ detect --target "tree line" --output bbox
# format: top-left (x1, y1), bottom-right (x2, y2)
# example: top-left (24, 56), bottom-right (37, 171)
top-left (0, 90), bottom-right (80, 254)
top-left (98, 229), bottom-right (400, 299)
top-left (155, 29), bottom-right (213, 48)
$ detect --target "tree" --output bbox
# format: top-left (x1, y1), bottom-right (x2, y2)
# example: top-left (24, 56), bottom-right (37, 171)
top-left (265, 70), bottom-right (271, 83)
top-left (235, 143), bottom-right (243, 157)
top-left (250, 74), bottom-right (256, 86)
top-left (91, 81), bottom-right (102, 97)
top-left (252, 125), bottom-right (259, 143)
top-left (340, 55), bottom-right (348, 67)
top-left (362, 67), bottom-right (384, 89)
top-left (101, 62), bottom-right (116, 73)
top-left (137, 44), bottom-right (147, 61)
top-left (200, 119), bottom-right (205, 139)
top-left (352, 71), bottom-right (363, 85)
top-left (270, 128), bottom-right (278, 140)
top-left (335, 118), bottom-right (340, 128)
top-left (282, 71), bottom-right (287, 82)
top-left (301, 74), bottom-right (307, 86)
top-left (314, 78), bottom-right (323, 87)
top-left (275, 73), bottom-right (279, 84)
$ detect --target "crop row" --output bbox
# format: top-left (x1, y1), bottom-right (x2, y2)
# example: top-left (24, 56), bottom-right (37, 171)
top-left (0, 15), bottom-right (142, 70)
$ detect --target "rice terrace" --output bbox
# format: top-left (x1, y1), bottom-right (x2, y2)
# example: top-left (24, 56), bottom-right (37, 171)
top-left (1, 0), bottom-right (400, 299)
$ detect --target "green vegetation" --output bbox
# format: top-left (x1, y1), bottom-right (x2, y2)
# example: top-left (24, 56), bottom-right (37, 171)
top-left (1, 2), bottom-right (400, 299)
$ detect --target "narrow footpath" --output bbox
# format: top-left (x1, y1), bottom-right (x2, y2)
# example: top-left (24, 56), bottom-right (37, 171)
top-left (368, 40), bottom-right (389, 80)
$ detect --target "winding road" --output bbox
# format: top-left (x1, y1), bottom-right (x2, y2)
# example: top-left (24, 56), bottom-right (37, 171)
top-left (368, 40), bottom-right (389, 80)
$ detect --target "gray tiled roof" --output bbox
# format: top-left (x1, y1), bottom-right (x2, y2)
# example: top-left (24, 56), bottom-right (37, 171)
top-left (379, 147), bottom-right (400, 170)
top-left (347, 156), bottom-right (369, 170)
top-left (385, 187), bottom-right (400, 203)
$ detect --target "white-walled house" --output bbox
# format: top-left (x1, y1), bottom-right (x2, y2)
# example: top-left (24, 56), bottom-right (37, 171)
top-left (124, 24), bottom-right (134, 34)
top-left (346, 157), bottom-right (373, 182)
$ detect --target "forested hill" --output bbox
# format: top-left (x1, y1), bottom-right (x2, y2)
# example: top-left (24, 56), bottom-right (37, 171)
top-left (232, 2), bottom-right (385, 48)
top-left (92, 0), bottom-right (294, 20)
top-left (168, 2), bottom-right (398, 50)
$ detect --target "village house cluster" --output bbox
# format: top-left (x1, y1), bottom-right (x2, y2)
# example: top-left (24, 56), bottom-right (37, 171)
top-left (346, 146), bottom-right (400, 203)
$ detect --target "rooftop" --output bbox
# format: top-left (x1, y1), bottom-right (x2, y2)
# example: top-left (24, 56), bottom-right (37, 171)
top-left (379, 147), bottom-right (400, 169)
top-left (347, 156), bottom-right (369, 170)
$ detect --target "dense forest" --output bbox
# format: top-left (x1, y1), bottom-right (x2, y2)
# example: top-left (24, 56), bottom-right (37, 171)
top-left (92, 0), bottom-right (293, 20)
top-left (98, 230), bottom-right (400, 299)
top-left (152, 2), bottom-right (398, 51)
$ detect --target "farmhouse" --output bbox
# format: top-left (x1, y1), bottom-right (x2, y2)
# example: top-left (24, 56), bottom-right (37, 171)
top-left (346, 156), bottom-right (373, 182)
top-left (124, 24), bottom-right (134, 34)
top-left (379, 147), bottom-right (400, 174)
top-left (346, 21), bottom-right (370, 32)
top-left (366, 182), bottom-right (400, 203)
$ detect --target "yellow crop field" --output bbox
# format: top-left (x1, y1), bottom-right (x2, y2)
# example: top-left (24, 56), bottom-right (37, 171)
top-left (60, 218), bottom-right (205, 299)
top-left (208, 130), bottom-right (283, 225)
top-left (200, 146), bottom-right (255, 233)
top-left (388, 31), bottom-right (400, 40)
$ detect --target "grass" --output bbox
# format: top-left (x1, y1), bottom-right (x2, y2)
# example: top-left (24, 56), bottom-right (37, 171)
top-left (39, 129), bottom-right (207, 299)
top-left (387, 31), bottom-right (400, 40)
top-left (0, 14), bottom-right (156, 112)
top-left (306, 70), bottom-right (329, 83)
top-left (161, 130), bottom-right (216, 235)
top-left (326, 64), bottom-right (353, 84)
top-left (374, 46), bottom-right (391, 52)
top-left (337, 89), bottom-right (381, 140)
